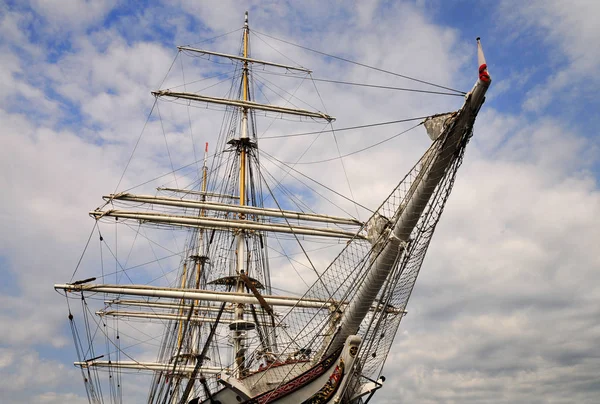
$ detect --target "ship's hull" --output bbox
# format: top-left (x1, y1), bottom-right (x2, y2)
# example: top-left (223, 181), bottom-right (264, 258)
top-left (198, 336), bottom-right (361, 404)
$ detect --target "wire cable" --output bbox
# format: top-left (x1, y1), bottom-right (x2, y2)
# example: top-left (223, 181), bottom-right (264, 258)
top-left (182, 27), bottom-right (244, 47)
top-left (260, 149), bottom-right (373, 215)
top-left (259, 115), bottom-right (431, 139)
top-left (259, 71), bottom-right (465, 96)
top-left (70, 221), bottom-right (98, 282)
top-left (252, 30), bottom-right (466, 95)
top-left (283, 122), bottom-right (423, 165)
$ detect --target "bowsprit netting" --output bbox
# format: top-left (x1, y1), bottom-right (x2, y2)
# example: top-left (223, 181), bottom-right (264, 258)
top-left (237, 109), bottom-right (474, 397)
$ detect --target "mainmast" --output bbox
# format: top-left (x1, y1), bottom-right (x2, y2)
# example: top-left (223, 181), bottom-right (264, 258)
top-left (232, 10), bottom-right (251, 377)
top-left (52, 9), bottom-right (415, 402)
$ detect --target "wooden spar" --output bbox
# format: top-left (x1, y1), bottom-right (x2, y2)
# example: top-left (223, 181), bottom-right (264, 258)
top-left (75, 360), bottom-right (227, 375)
top-left (89, 210), bottom-right (365, 239)
top-left (177, 46), bottom-right (312, 73)
top-left (102, 193), bottom-right (363, 225)
top-left (156, 187), bottom-right (238, 200)
top-left (106, 299), bottom-right (242, 312)
top-left (56, 283), bottom-right (337, 308)
top-left (151, 91), bottom-right (335, 121)
top-left (96, 310), bottom-right (285, 327)
top-left (105, 298), bottom-right (403, 315)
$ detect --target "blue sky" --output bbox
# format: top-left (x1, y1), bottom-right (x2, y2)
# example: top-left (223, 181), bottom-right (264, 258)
top-left (1, 1), bottom-right (599, 403)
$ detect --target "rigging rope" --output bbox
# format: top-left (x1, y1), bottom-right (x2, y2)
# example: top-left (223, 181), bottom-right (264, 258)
top-left (259, 120), bottom-right (328, 210)
top-left (182, 27), bottom-right (244, 47)
top-left (162, 69), bottom-right (237, 91)
top-left (256, 155), bottom-right (318, 214)
top-left (66, 293), bottom-right (96, 403)
top-left (259, 70), bottom-right (465, 96)
top-left (180, 54), bottom-right (200, 179)
top-left (252, 30), bottom-right (467, 95)
top-left (110, 113), bottom-right (432, 198)
top-left (254, 153), bottom-right (329, 295)
top-left (70, 221), bottom-right (98, 282)
top-left (260, 149), bottom-right (374, 214)
top-left (112, 46), bottom-right (182, 195)
top-left (259, 115), bottom-right (431, 139)
top-left (258, 149), bottom-right (359, 218)
top-left (251, 27), bottom-right (307, 70)
top-left (99, 230), bottom-right (135, 285)
top-left (98, 229), bottom-right (116, 404)
top-left (251, 71), bottom-right (320, 112)
top-left (283, 122), bottom-right (423, 165)
top-left (309, 73), bottom-right (361, 218)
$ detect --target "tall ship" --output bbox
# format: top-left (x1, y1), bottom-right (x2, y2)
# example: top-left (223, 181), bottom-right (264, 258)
top-left (56, 12), bottom-right (491, 403)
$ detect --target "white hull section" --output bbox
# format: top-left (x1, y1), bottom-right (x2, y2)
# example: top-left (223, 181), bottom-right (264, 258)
top-left (198, 336), bottom-right (362, 404)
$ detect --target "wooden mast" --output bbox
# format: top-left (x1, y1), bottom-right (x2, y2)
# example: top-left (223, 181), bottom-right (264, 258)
top-left (233, 10), bottom-right (251, 377)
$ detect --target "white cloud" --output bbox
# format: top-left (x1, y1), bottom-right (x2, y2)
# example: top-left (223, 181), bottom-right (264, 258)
top-left (0, 347), bottom-right (88, 403)
top-left (28, 0), bottom-right (117, 32)
top-left (1, 1), bottom-right (599, 402)
top-left (499, 0), bottom-right (600, 112)
top-left (379, 109), bottom-right (600, 402)
top-left (35, 392), bottom-right (89, 404)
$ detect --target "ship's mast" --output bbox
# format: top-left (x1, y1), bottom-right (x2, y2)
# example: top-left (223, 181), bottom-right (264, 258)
top-left (191, 142), bottom-right (209, 357)
top-left (58, 11), bottom-right (336, 400)
top-left (54, 14), bottom-right (494, 401)
top-left (233, 10), bottom-right (250, 377)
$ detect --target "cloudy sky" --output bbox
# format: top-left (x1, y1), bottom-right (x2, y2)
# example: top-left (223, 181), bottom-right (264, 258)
top-left (1, 0), bottom-right (599, 403)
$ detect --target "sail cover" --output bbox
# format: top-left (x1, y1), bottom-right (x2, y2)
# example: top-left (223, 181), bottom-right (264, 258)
top-left (423, 112), bottom-right (456, 141)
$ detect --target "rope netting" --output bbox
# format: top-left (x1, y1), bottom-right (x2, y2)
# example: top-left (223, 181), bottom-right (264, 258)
top-left (223, 110), bottom-right (474, 399)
